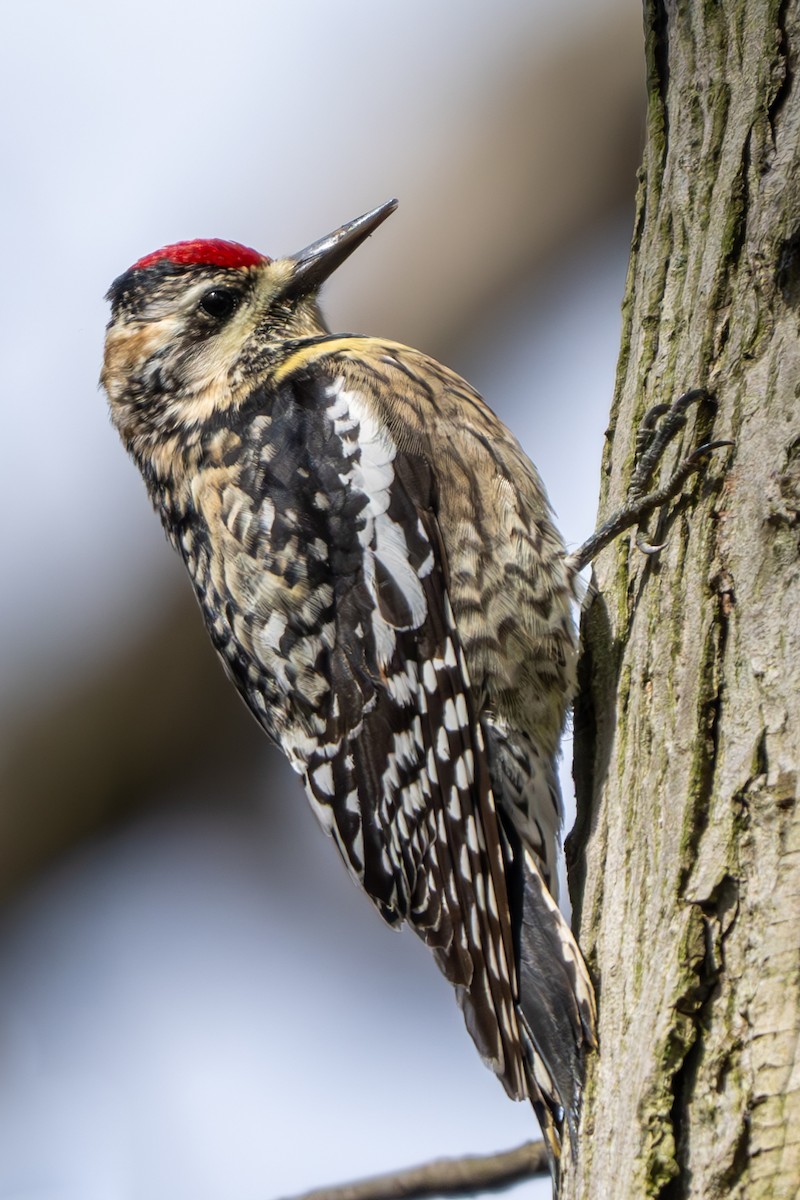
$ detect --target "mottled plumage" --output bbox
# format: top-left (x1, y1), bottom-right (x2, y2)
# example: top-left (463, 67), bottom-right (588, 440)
top-left (101, 202), bottom-right (596, 1176)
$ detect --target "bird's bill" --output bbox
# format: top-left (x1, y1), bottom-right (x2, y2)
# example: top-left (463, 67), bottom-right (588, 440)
top-left (283, 199), bottom-right (398, 297)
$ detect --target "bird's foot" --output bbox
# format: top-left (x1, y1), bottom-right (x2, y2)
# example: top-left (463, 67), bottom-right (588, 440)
top-left (566, 388), bottom-right (732, 573)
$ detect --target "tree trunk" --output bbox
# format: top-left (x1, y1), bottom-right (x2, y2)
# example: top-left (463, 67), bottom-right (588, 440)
top-left (564, 3), bottom-right (800, 1199)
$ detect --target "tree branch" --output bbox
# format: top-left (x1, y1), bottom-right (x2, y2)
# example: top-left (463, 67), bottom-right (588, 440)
top-left (277, 1140), bottom-right (548, 1200)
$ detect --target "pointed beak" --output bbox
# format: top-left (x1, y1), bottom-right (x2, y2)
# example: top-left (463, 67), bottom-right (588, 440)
top-left (283, 199), bottom-right (398, 298)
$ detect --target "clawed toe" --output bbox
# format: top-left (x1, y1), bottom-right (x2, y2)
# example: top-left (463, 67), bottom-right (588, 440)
top-left (567, 387), bottom-right (731, 574)
top-left (629, 387), bottom-right (714, 501)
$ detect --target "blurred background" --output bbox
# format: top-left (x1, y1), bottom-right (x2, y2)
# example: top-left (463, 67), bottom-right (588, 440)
top-left (0, 3), bottom-right (644, 1197)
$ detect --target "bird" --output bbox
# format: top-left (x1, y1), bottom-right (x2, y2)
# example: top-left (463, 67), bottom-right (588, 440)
top-left (101, 199), bottom-right (598, 1178)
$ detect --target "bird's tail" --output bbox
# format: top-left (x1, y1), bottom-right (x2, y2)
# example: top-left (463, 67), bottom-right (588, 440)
top-left (500, 811), bottom-right (597, 1180)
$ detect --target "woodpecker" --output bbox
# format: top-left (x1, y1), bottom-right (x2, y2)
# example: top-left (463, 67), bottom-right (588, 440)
top-left (102, 200), bottom-right (597, 1175)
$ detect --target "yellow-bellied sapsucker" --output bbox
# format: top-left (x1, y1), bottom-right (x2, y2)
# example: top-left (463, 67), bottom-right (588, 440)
top-left (101, 200), bottom-right (606, 1175)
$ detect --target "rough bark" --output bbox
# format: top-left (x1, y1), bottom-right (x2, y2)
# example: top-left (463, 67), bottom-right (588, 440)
top-left (565, 3), bottom-right (800, 1199)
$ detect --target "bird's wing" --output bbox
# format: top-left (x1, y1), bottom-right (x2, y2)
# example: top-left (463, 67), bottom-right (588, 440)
top-left (271, 366), bottom-right (528, 1098)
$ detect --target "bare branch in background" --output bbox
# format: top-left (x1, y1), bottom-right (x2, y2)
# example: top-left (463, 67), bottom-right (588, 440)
top-left (278, 1140), bottom-right (548, 1200)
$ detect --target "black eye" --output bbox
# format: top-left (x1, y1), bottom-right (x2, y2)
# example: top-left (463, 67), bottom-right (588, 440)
top-left (199, 287), bottom-right (239, 320)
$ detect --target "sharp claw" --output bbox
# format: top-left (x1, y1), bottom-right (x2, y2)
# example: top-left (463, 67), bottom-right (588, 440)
top-left (686, 438), bottom-right (734, 463)
top-left (636, 532), bottom-right (667, 555)
top-left (673, 386), bottom-right (710, 413)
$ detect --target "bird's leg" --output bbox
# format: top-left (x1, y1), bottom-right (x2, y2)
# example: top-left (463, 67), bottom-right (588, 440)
top-left (566, 388), bottom-right (732, 574)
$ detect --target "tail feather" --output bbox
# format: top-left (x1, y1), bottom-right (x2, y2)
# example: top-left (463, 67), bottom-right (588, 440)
top-left (485, 717), bottom-right (596, 1172)
top-left (500, 811), bottom-right (597, 1175)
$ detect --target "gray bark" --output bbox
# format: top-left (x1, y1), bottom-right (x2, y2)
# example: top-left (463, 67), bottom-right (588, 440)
top-left (565, 3), bottom-right (800, 1198)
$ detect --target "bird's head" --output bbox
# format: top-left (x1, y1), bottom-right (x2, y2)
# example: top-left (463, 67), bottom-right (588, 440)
top-left (101, 200), bottom-right (397, 470)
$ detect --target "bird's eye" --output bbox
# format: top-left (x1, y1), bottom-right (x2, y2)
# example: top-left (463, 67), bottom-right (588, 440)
top-left (199, 287), bottom-right (239, 320)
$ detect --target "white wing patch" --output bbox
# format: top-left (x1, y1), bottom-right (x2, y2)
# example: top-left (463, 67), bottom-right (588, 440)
top-left (326, 377), bottom-right (428, 666)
